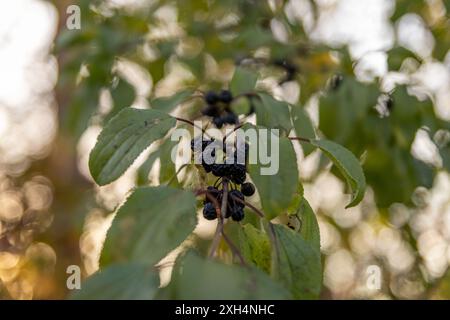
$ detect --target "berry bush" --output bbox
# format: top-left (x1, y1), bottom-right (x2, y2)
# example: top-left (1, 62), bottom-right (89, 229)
top-left (57, 0), bottom-right (450, 300)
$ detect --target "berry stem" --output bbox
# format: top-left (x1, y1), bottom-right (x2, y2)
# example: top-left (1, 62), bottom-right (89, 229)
top-left (175, 117), bottom-right (212, 138)
top-left (231, 195), bottom-right (264, 218)
top-left (194, 189), bottom-right (221, 213)
top-left (221, 231), bottom-right (246, 266)
top-left (208, 179), bottom-right (229, 258)
top-left (165, 163), bottom-right (189, 186)
top-left (223, 123), bottom-right (244, 144)
top-left (288, 136), bottom-right (312, 143)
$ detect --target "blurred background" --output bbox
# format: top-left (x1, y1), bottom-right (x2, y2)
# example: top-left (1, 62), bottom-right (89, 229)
top-left (0, 0), bottom-right (449, 299)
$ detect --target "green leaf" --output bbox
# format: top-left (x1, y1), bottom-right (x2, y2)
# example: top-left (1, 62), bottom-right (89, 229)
top-left (159, 139), bottom-right (178, 186)
top-left (108, 78), bottom-right (135, 119)
top-left (167, 252), bottom-right (291, 299)
top-left (254, 93), bottom-right (292, 133)
top-left (100, 186), bottom-right (197, 266)
top-left (136, 150), bottom-right (160, 186)
top-left (249, 136), bottom-right (299, 220)
top-left (319, 77), bottom-right (379, 146)
top-left (310, 139), bottom-right (366, 208)
top-left (70, 263), bottom-right (159, 300)
top-left (297, 199), bottom-right (320, 252)
top-left (150, 89), bottom-right (194, 113)
top-left (230, 67), bottom-right (258, 96)
top-left (291, 107), bottom-right (316, 156)
top-left (387, 46), bottom-right (420, 70)
top-left (239, 224), bottom-right (271, 273)
top-left (270, 224), bottom-right (322, 299)
top-left (89, 108), bottom-right (176, 185)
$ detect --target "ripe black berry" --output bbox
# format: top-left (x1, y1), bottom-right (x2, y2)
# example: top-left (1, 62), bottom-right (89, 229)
top-left (229, 190), bottom-right (245, 207)
top-left (211, 163), bottom-right (228, 177)
top-left (201, 105), bottom-right (219, 117)
top-left (231, 207), bottom-right (244, 222)
top-left (203, 202), bottom-right (217, 220)
top-left (204, 186), bottom-right (221, 204)
top-left (219, 90), bottom-right (233, 103)
top-left (241, 182), bottom-right (255, 196)
top-left (222, 112), bottom-right (238, 125)
top-left (205, 91), bottom-right (219, 104)
top-left (213, 116), bottom-right (224, 128)
top-left (230, 164), bottom-right (246, 184)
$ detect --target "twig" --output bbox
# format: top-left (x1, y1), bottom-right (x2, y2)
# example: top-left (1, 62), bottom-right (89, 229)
top-left (208, 179), bottom-right (229, 258)
top-left (175, 117), bottom-right (212, 138)
top-left (221, 231), bottom-right (246, 266)
top-left (223, 123), bottom-right (244, 144)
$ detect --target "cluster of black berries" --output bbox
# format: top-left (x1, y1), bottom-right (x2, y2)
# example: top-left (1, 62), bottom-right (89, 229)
top-left (202, 181), bottom-right (255, 222)
top-left (201, 90), bottom-right (238, 128)
top-left (272, 59), bottom-right (298, 84)
top-left (191, 137), bottom-right (256, 222)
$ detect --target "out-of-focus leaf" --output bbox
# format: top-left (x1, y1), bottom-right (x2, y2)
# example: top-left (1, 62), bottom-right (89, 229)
top-left (136, 150), bottom-right (160, 186)
top-left (319, 77), bottom-right (379, 146)
top-left (70, 263), bottom-right (159, 300)
top-left (297, 199), bottom-right (320, 252)
top-left (270, 224), bottom-right (322, 299)
top-left (310, 139), bottom-right (366, 208)
top-left (89, 108), bottom-right (175, 185)
top-left (254, 93), bottom-right (292, 134)
top-left (64, 84), bottom-right (101, 140)
top-left (230, 67), bottom-right (258, 96)
top-left (150, 89), bottom-right (194, 113)
top-left (387, 46), bottom-right (420, 70)
top-left (108, 78), bottom-right (135, 120)
top-left (291, 107), bottom-right (316, 156)
top-left (239, 224), bottom-right (271, 273)
top-left (100, 186), bottom-right (197, 266)
top-left (167, 252), bottom-right (291, 299)
top-left (249, 135), bottom-right (299, 220)
top-left (159, 139), bottom-right (179, 186)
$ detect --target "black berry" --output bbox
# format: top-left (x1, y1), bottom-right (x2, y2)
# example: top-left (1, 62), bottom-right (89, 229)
top-left (213, 116), bottom-right (224, 128)
top-left (219, 90), bottom-right (233, 103)
top-left (203, 202), bottom-right (217, 220)
top-left (241, 182), bottom-right (255, 196)
top-left (222, 112), bottom-right (238, 125)
top-left (211, 163), bottom-right (228, 177)
top-left (205, 91), bottom-right (219, 104)
top-left (201, 105), bottom-right (219, 117)
top-left (204, 186), bottom-right (221, 204)
top-left (231, 207), bottom-right (245, 222)
top-left (230, 164), bottom-right (246, 184)
top-left (229, 190), bottom-right (245, 207)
